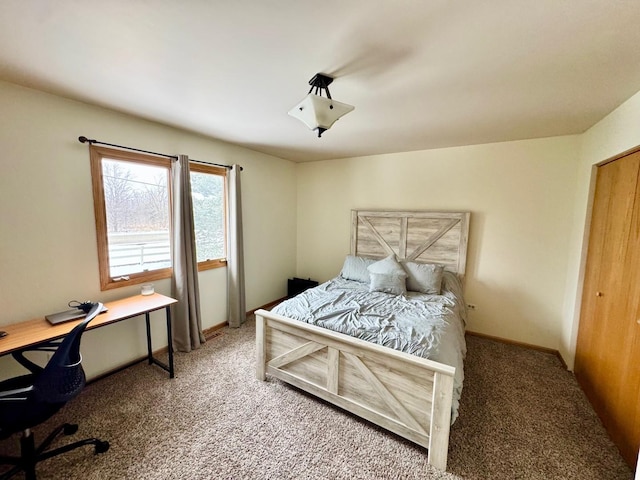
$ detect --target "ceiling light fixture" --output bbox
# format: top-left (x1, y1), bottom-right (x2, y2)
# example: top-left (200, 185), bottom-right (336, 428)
top-left (288, 73), bottom-right (354, 138)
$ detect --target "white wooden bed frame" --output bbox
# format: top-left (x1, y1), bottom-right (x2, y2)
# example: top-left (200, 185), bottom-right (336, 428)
top-left (255, 210), bottom-right (470, 471)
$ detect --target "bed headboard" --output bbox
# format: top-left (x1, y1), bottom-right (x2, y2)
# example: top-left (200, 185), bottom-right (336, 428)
top-left (350, 210), bottom-right (470, 277)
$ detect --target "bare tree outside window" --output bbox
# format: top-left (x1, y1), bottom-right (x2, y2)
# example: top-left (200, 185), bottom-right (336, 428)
top-left (191, 170), bottom-right (225, 262)
top-left (102, 161), bottom-right (135, 233)
top-left (189, 163), bottom-right (227, 270)
top-left (90, 145), bottom-right (228, 290)
top-left (142, 173), bottom-right (169, 231)
top-left (102, 159), bottom-right (171, 277)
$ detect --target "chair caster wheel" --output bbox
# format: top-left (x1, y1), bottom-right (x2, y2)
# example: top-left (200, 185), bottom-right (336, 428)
top-left (95, 440), bottom-right (110, 454)
top-left (63, 424), bottom-right (79, 435)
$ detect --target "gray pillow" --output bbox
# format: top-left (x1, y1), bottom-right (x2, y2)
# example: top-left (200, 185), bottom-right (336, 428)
top-left (369, 272), bottom-right (407, 295)
top-left (367, 255), bottom-right (407, 295)
top-left (367, 254), bottom-right (407, 277)
top-left (340, 255), bottom-right (376, 283)
top-left (402, 261), bottom-right (444, 294)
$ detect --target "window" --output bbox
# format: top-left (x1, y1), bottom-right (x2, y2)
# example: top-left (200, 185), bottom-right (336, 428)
top-left (189, 163), bottom-right (227, 271)
top-left (90, 146), bottom-right (228, 290)
top-left (91, 146), bottom-right (172, 290)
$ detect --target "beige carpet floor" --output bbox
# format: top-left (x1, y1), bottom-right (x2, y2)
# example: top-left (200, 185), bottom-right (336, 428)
top-left (0, 318), bottom-right (633, 479)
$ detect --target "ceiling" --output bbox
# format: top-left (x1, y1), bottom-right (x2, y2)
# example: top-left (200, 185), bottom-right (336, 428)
top-left (2, 1), bottom-right (640, 163)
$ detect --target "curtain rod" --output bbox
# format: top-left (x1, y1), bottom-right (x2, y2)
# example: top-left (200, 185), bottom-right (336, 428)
top-left (78, 136), bottom-right (242, 170)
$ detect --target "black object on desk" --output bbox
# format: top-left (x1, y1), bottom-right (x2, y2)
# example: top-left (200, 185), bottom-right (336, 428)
top-left (287, 277), bottom-right (319, 298)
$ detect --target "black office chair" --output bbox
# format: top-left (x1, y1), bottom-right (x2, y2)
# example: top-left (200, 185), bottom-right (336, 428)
top-left (0, 302), bottom-right (109, 480)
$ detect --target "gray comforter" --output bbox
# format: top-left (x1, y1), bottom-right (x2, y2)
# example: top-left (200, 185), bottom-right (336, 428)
top-left (271, 271), bottom-right (467, 422)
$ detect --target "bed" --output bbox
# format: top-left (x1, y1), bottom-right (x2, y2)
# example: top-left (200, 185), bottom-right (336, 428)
top-left (255, 210), bottom-right (470, 471)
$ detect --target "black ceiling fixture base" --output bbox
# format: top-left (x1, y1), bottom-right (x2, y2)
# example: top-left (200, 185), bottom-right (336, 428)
top-left (308, 73), bottom-right (334, 98)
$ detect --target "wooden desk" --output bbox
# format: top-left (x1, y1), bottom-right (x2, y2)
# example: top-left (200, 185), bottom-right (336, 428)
top-left (0, 293), bottom-right (178, 378)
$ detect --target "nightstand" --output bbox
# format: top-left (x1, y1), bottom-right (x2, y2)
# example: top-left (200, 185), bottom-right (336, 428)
top-left (287, 277), bottom-right (318, 298)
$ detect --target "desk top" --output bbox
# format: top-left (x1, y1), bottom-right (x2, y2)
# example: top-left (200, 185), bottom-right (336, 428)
top-left (0, 293), bottom-right (178, 356)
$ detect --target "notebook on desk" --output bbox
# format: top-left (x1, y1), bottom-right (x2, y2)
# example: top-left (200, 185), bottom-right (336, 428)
top-left (45, 306), bottom-right (108, 325)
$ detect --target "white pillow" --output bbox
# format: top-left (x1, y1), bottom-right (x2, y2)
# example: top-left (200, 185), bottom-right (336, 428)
top-left (402, 261), bottom-right (444, 294)
top-left (369, 272), bottom-right (407, 295)
top-left (340, 255), bottom-right (376, 283)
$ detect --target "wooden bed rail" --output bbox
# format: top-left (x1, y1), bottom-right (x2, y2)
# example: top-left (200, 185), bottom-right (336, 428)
top-left (255, 309), bottom-right (455, 471)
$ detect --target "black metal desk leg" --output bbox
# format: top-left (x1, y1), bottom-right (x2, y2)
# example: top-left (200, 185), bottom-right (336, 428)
top-left (143, 308), bottom-right (174, 378)
top-left (166, 306), bottom-right (174, 378)
top-left (145, 312), bottom-right (153, 365)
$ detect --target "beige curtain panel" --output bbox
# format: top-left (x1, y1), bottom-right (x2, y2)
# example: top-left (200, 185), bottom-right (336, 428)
top-left (227, 164), bottom-right (246, 328)
top-left (171, 154), bottom-right (205, 351)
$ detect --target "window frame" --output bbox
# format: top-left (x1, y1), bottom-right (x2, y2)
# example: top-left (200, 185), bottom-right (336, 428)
top-left (90, 145), bottom-right (173, 291)
top-left (189, 162), bottom-right (228, 272)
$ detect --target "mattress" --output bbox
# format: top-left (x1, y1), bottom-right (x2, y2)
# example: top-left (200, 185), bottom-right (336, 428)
top-left (271, 271), bottom-right (467, 422)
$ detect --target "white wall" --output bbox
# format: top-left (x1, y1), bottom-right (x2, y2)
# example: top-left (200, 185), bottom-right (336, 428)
top-left (296, 136), bottom-right (581, 351)
top-left (0, 80), bottom-right (297, 379)
top-left (4, 75), bottom-right (640, 379)
top-left (294, 86), bottom-right (640, 369)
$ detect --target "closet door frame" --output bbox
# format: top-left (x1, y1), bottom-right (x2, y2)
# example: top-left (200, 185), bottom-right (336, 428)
top-left (573, 144), bottom-right (640, 469)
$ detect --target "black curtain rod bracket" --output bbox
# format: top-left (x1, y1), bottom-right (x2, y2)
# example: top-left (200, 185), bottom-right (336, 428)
top-left (78, 136), bottom-right (242, 170)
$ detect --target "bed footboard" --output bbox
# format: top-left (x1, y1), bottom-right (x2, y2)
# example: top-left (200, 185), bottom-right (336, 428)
top-left (255, 309), bottom-right (455, 471)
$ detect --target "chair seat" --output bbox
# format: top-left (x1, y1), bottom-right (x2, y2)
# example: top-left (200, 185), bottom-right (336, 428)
top-left (0, 374), bottom-right (64, 440)
top-left (0, 373), bottom-right (33, 393)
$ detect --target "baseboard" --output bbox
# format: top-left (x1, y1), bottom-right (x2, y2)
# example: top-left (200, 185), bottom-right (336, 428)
top-left (247, 297), bottom-right (287, 316)
top-left (245, 303), bottom-right (572, 370)
top-left (465, 330), bottom-right (568, 370)
top-left (87, 297), bottom-right (299, 384)
top-left (87, 357), bottom-right (149, 384)
top-left (88, 322), bottom-right (227, 385)
top-left (204, 296), bottom-right (287, 334)
top-left (202, 323), bottom-right (226, 340)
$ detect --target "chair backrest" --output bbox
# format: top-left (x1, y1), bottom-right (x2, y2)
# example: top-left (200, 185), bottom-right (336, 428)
top-left (34, 302), bottom-right (103, 404)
